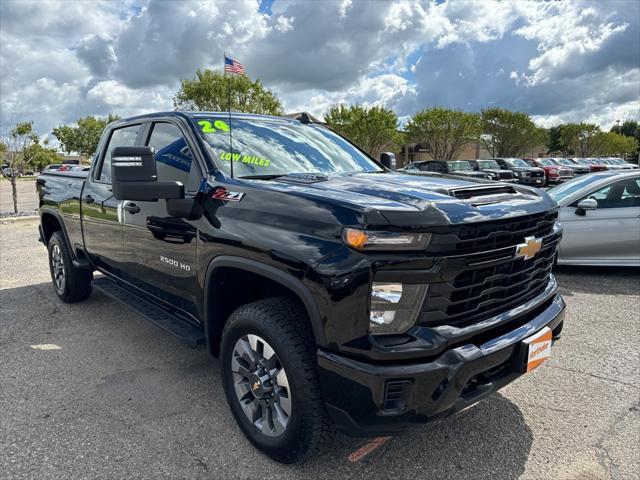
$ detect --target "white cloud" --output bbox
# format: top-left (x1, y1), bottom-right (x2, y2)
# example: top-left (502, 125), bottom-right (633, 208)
top-left (0, 0), bottom-right (638, 138)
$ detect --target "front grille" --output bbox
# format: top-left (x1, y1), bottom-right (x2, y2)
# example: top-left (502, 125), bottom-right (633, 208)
top-left (499, 171), bottom-right (514, 180)
top-left (420, 214), bottom-right (560, 328)
top-left (427, 210), bottom-right (558, 256)
top-left (531, 171), bottom-right (544, 178)
top-left (560, 169), bottom-right (573, 177)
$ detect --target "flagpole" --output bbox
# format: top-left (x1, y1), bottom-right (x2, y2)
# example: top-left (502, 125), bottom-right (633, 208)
top-left (224, 52), bottom-right (234, 179)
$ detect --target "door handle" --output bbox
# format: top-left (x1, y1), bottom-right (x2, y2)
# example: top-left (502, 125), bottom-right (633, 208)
top-left (83, 195), bottom-right (95, 204)
top-left (123, 203), bottom-right (140, 214)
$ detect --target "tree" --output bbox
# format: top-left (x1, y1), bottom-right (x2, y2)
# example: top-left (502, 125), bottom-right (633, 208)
top-left (173, 69), bottom-right (283, 115)
top-left (52, 114), bottom-right (119, 158)
top-left (404, 107), bottom-right (481, 161)
top-left (23, 140), bottom-right (63, 172)
top-left (559, 123), bottom-right (602, 157)
top-left (547, 125), bottom-right (564, 154)
top-left (596, 131), bottom-right (638, 157)
top-left (481, 108), bottom-right (546, 157)
top-left (1, 121), bottom-right (38, 213)
top-left (324, 104), bottom-right (403, 158)
top-left (611, 120), bottom-right (640, 161)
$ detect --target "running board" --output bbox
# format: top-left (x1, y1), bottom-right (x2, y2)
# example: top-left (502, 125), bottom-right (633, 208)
top-left (93, 277), bottom-right (205, 348)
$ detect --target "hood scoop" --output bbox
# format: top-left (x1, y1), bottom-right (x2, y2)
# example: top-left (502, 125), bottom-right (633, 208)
top-left (447, 184), bottom-right (529, 206)
top-left (279, 172), bottom-right (329, 184)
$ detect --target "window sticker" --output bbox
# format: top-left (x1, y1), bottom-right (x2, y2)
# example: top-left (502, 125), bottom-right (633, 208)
top-left (198, 120), bottom-right (230, 133)
top-left (220, 152), bottom-right (271, 167)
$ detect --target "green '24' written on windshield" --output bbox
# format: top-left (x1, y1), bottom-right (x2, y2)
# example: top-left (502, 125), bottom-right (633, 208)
top-left (197, 120), bottom-right (230, 133)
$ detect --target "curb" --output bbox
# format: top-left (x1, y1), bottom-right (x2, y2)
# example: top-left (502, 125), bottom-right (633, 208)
top-left (0, 214), bottom-right (39, 223)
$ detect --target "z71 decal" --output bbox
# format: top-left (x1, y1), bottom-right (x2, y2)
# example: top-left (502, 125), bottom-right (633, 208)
top-left (213, 187), bottom-right (245, 202)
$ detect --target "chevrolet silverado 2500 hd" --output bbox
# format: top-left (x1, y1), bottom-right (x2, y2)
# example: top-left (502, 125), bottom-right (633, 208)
top-left (37, 111), bottom-right (565, 463)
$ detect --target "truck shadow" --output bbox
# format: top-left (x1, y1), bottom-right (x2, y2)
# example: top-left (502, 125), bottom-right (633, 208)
top-left (293, 393), bottom-right (532, 479)
top-left (1, 282), bottom-right (533, 479)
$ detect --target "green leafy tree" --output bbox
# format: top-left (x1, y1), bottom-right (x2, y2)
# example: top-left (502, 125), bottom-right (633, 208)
top-left (1, 121), bottom-right (38, 213)
top-left (559, 123), bottom-right (602, 157)
top-left (481, 108), bottom-right (546, 157)
top-left (52, 114), bottom-right (119, 158)
top-left (596, 131), bottom-right (638, 157)
top-left (173, 69), bottom-right (283, 115)
top-left (547, 125), bottom-right (565, 154)
top-left (324, 104), bottom-right (403, 158)
top-left (404, 107), bottom-right (482, 160)
top-left (23, 140), bottom-right (63, 172)
top-left (611, 120), bottom-right (640, 161)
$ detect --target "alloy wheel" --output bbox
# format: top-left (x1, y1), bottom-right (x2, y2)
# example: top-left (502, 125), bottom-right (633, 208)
top-left (51, 244), bottom-right (65, 294)
top-left (231, 334), bottom-right (292, 437)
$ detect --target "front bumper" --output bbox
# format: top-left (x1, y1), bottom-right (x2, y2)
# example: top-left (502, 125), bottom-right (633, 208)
top-left (518, 176), bottom-right (545, 186)
top-left (318, 291), bottom-right (565, 437)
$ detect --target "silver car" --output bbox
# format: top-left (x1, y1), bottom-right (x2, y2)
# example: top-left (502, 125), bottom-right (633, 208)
top-left (548, 171), bottom-right (640, 266)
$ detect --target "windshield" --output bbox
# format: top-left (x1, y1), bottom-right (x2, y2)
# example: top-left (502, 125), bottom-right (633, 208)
top-left (505, 158), bottom-right (529, 168)
top-left (538, 159), bottom-right (556, 166)
top-left (448, 161), bottom-right (472, 171)
top-left (548, 175), bottom-right (609, 202)
top-left (478, 160), bottom-right (499, 169)
top-left (191, 117), bottom-right (383, 177)
top-left (555, 159), bottom-right (572, 165)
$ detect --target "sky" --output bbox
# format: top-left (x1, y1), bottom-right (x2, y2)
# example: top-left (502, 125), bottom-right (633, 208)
top-left (1, 0), bottom-right (639, 139)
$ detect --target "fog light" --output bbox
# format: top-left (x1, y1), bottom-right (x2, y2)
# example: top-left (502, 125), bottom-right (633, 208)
top-left (370, 282), bottom-right (428, 335)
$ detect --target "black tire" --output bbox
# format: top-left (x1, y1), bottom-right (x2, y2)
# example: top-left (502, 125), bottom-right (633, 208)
top-left (220, 297), bottom-right (333, 464)
top-left (47, 231), bottom-right (93, 303)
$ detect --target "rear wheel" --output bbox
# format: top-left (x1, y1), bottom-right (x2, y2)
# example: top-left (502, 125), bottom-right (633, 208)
top-left (47, 231), bottom-right (93, 303)
top-left (220, 297), bottom-right (333, 463)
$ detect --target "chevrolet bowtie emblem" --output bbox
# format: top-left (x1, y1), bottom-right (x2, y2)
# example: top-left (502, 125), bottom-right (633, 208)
top-left (516, 236), bottom-right (542, 260)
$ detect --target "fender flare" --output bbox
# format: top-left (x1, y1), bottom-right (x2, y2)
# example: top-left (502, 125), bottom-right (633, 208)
top-left (39, 208), bottom-right (77, 260)
top-left (203, 256), bottom-right (326, 353)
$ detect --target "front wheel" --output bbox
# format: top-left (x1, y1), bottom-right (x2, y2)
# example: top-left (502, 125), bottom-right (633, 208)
top-left (220, 298), bottom-right (333, 463)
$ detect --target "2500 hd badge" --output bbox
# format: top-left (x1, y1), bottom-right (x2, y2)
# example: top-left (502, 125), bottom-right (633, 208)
top-left (160, 255), bottom-right (191, 271)
top-left (36, 111), bottom-right (565, 463)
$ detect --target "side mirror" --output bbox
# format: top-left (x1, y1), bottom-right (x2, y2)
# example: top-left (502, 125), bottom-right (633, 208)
top-left (380, 152), bottom-right (396, 170)
top-left (575, 198), bottom-right (597, 216)
top-left (111, 146), bottom-right (184, 201)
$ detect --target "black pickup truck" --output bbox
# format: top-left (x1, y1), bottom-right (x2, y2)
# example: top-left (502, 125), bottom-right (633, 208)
top-left (37, 111), bottom-right (565, 463)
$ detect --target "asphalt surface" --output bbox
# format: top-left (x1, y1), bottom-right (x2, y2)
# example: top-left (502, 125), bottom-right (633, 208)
top-left (1, 218), bottom-right (639, 480)
top-left (0, 179), bottom-right (38, 214)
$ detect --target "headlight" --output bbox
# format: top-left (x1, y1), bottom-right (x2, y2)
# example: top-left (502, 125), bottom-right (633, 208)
top-left (343, 228), bottom-right (431, 251)
top-left (549, 168), bottom-right (558, 175)
top-left (370, 283), bottom-right (428, 335)
top-left (523, 171), bottom-right (531, 177)
top-left (513, 171), bottom-right (521, 177)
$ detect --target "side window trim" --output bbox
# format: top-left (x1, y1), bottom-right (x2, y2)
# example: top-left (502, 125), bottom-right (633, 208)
top-left (92, 123), bottom-right (144, 184)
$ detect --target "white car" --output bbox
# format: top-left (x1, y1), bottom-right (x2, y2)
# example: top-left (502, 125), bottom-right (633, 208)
top-left (548, 171), bottom-right (640, 266)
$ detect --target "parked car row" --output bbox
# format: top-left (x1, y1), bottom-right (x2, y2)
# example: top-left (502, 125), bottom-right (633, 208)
top-left (401, 160), bottom-right (489, 179)
top-left (400, 157), bottom-right (638, 188)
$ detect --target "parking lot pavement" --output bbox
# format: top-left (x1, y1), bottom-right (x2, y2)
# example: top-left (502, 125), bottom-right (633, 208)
top-left (1, 219), bottom-right (639, 480)
top-left (0, 179), bottom-right (38, 214)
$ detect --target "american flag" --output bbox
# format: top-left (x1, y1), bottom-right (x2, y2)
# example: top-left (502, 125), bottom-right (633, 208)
top-left (224, 56), bottom-right (245, 75)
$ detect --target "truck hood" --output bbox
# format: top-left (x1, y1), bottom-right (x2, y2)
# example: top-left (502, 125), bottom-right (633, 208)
top-left (256, 171), bottom-right (556, 228)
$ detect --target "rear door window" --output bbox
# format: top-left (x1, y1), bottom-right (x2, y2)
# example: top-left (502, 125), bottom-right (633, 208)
top-left (99, 125), bottom-right (141, 183)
